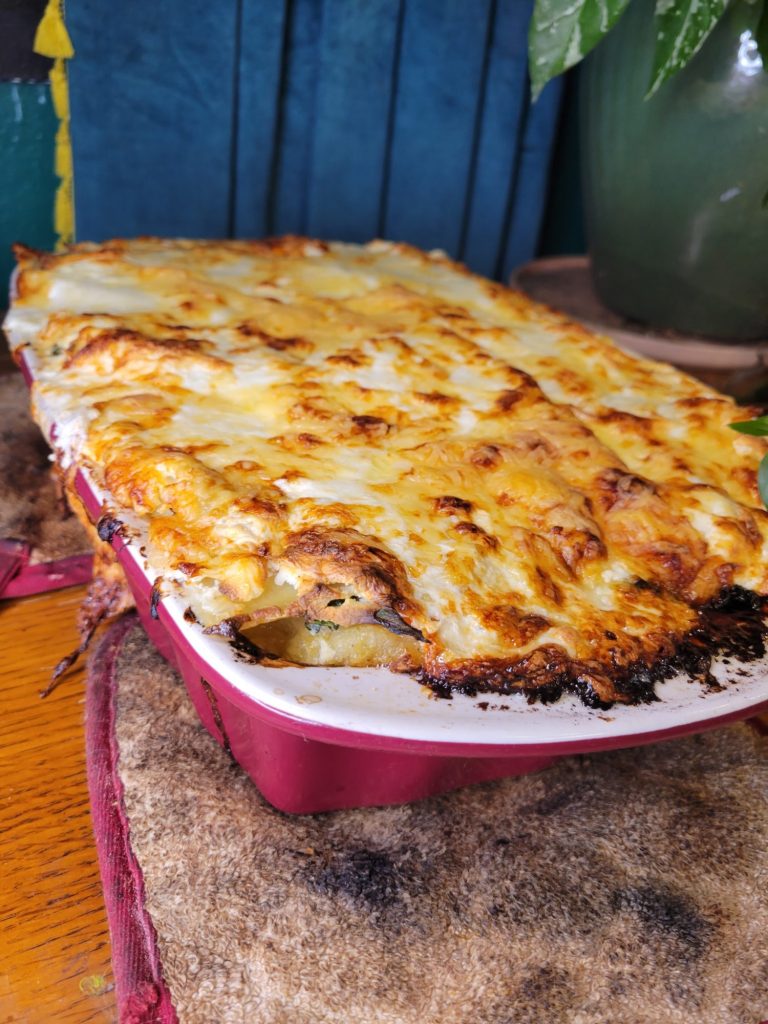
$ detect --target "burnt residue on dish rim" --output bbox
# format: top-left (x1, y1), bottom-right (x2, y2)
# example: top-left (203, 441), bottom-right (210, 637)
top-left (207, 585), bottom-right (768, 711)
top-left (96, 513), bottom-right (125, 544)
top-left (420, 586), bottom-right (768, 710)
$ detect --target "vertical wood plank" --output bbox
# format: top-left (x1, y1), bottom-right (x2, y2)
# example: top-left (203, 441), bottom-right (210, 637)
top-left (233, 0), bottom-right (288, 237)
top-left (65, 0), bottom-right (562, 271)
top-left (460, 0), bottom-right (531, 278)
top-left (268, 0), bottom-right (322, 235)
top-left (305, 0), bottom-right (401, 243)
top-left (499, 76), bottom-right (563, 279)
top-left (383, 0), bottom-right (492, 256)
top-left (67, 0), bottom-right (239, 241)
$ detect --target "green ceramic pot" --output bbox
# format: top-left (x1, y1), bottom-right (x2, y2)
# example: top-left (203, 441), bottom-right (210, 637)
top-left (580, 0), bottom-right (768, 340)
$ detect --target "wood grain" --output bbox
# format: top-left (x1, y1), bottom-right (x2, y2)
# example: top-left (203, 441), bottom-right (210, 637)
top-left (0, 585), bottom-right (116, 1024)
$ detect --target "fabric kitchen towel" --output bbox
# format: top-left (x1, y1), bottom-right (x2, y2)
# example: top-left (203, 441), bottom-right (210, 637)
top-left (0, 369), bottom-right (90, 596)
top-left (86, 614), bottom-right (768, 1024)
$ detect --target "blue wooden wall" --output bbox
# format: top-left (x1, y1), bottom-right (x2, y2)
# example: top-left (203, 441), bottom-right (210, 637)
top-left (66, 0), bottom-right (562, 280)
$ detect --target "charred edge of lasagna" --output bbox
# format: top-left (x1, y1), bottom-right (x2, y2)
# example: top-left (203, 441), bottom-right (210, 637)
top-left (198, 587), bottom-right (767, 709)
top-left (418, 587), bottom-right (768, 710)
top-left (206, 617), bottom-right (284, 665)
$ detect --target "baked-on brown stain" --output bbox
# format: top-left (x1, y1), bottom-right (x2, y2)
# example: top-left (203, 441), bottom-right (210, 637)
top-left (199, 675), bottom-right (233, 757)
top-left (150, 578), bottom-right (163, 620)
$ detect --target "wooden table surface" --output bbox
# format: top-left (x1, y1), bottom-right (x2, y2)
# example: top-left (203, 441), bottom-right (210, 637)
top-left (0, 584), bottom-right (116, 1024)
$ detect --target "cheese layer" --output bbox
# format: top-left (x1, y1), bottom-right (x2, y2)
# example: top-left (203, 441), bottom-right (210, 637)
top-left (6, 237), bottom-right (768, 704)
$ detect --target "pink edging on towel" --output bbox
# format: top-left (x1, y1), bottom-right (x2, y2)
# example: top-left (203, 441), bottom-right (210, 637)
top-left (0, 538), bottom-right (28, 593)
top-left (85, 615), bottom-right (178, 1024)
top-left (2, 551), bottom-right (92, 598)
top-left (0, 535), bottom-right (92, 599)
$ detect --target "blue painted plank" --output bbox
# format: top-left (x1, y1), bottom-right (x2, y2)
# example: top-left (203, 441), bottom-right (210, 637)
top-left (66, 0), bottom-right (562, 270)
top-left (67, 0), bottom-right (238, 241)
top-left (305, 0), bottom-right (401, 243)
top-left (500, 76), bottom-right (563, 279)
top-left (383, 0), bottom-right (493, 256)
top-left (269, 0), bottom-right (323, 235)
top-left (461, 0), bottom-right (531, 278)
top-left (234, 0), bottom-right (287, 237)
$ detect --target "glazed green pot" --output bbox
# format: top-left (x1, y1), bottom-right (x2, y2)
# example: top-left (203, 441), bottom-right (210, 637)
top-left (580, 0), bottom-right (768, 340)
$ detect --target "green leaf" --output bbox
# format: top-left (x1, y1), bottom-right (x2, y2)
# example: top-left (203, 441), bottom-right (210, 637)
top-left (373, 607), bottom-right (428, 642)
top-left (729, 417), bottom-right (768, 436)
top-left (648, 0), bottom-right (726, 97)
top-left (756, 0), bottom-right (768, 70)
top-left (528, 0), bottom-right (632, 100)
top-left (304, 619), bottom-right (339, 635)
top-left (758, 453), bottom-right (768, 508)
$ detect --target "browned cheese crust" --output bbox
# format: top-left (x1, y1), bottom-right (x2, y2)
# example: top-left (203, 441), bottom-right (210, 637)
top-left (6, 237), bottom-right (768, 706)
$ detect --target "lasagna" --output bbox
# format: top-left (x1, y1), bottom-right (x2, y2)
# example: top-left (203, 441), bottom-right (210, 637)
top-left (5, 237), bottom-right (768, 706)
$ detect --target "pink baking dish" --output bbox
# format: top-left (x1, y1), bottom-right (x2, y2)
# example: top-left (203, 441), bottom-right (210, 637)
top-left (70, 461), bottom-right (768, 813)
top-left (15, 349), bottom-right (768, 814)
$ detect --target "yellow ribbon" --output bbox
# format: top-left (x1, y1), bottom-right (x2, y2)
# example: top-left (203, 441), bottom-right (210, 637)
top-left (33, 0), bottom-right (74, 59)
top-left (34, 0), bottom-right (75, 246)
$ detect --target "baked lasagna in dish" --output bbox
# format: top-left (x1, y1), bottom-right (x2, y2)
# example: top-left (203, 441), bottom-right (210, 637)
top-left (5, 237), bottom-right (768, 707)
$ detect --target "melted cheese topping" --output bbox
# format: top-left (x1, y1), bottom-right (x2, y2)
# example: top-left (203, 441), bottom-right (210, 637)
top-left (6, 236), bottom-right (768, 703)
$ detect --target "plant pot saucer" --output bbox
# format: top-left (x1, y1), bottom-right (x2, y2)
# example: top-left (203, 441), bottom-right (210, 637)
top-left (512, 256), bottom-right (768, 402)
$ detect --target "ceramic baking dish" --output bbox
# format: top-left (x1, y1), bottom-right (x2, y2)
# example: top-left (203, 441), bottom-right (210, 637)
top-left (14, 350), bottom-right (768, 813)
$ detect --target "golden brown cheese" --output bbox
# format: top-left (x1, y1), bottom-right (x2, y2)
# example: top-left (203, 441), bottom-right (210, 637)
top-left (6, 236), bottom-right (768, 705)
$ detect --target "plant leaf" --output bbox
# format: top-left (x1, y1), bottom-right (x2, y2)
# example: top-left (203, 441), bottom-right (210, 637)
top-left (758, 452), bottom-right (768, 508)
top-left (305, 619), bottom-right (339, 635)
top-left (528, 0), bottom-right (632, 100)
top-left (729, 417), bottom-right (768, 436)
top-left (373, 607), bottom-right (428, 642)
top-left (756, 0), bottom-right (768, 68)
top-left (648, 0), bottom-right (727, 97)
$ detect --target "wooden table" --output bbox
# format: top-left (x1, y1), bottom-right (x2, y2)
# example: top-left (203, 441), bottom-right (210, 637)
top-left (0, 585), bottom-right (116, 1023)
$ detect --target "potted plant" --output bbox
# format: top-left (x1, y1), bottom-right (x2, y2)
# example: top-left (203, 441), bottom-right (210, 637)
top-left (529, 0), bottom-right (768, 341)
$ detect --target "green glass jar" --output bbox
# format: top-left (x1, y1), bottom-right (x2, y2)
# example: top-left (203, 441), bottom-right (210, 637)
top-left (580, 0), bottom-right (768, 340)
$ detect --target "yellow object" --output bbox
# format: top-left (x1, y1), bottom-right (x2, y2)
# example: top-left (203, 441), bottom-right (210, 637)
top-left (33, 0), bottom-right (74, 58)
top-left (78, 974), bottom-right (108, 996)
top-left (49, 61), bottom-right (70, 119)
top-left (34, 1), bottom-right (75, 246)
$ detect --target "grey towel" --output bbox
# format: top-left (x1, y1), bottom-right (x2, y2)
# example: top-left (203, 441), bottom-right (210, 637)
top-left (106, 619), bottom-right (768, 1024)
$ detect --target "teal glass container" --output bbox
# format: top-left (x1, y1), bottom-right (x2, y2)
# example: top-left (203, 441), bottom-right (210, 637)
top-left (0, 82), bottom-right (57, 300)
top-left (580, 0), bottom-right (768, 340)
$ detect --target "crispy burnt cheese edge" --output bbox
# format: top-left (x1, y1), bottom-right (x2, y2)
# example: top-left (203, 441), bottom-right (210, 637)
top-left (6, 236), bottom-right (768, 708)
